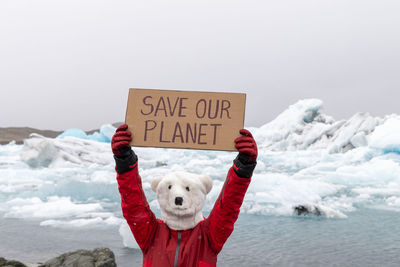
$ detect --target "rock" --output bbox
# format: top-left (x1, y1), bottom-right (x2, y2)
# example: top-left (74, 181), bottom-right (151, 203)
top-left (0, 257), bottom-right (27, 267)
top-left (294, 205), bottom-right (322, 216)
top-left (155, 161), bottom-right (168, 167)
top-left (39, 248), bottom-right (116, 267)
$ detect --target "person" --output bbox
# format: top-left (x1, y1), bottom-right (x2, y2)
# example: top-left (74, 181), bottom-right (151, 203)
top-left (111, 124), bottom-right (257, 267)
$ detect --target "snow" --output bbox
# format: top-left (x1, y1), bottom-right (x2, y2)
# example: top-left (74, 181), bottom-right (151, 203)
top-left (2, 98), bottom-right (400, 248)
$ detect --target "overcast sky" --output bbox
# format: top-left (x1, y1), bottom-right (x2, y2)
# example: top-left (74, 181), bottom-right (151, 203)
top-left (0, 0), bottom-right (399, 131)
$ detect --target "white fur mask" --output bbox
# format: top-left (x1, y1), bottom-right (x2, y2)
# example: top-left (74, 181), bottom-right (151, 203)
top-left (151, 171), bottom-right (213, 231)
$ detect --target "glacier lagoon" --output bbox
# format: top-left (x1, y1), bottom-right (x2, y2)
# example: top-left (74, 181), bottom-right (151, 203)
top-left (1, 99), bottom-right (400, 266)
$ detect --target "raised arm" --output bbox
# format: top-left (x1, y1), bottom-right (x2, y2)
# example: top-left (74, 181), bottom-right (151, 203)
top-left (112, 124), bottom-right (157, 251)
top-left (207, 129), bottom-right (258, 253)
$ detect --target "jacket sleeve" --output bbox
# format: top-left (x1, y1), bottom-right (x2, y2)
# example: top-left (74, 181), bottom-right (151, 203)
top-left (206, 167), bottom-right (251, 253)
top-left (116, 161), bottom-right (157, 252)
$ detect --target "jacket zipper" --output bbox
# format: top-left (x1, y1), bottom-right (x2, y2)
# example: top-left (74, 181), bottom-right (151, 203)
top-left (174, 231), bottom-right (181, 267)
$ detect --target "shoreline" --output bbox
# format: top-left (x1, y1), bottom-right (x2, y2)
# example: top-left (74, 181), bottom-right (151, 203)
top-left (0, 123), bottom-right (122, 145)
top-left (0, 127), bottom-right (62, 145)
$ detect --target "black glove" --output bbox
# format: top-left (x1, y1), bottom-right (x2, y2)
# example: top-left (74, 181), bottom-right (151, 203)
top-left (233, 129), bottom-right (257, 178)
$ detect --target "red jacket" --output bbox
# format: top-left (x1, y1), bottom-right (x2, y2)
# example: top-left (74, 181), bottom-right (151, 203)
top-left (116, 162), bottom-right (251, 267)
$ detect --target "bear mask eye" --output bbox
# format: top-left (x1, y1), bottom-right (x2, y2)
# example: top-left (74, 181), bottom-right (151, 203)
top-left (186, 186), bottom-right (190, 192)
top-left (168, 185), bottom-right (172, 190)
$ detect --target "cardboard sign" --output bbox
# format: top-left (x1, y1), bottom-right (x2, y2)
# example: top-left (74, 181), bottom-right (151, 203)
top-left (125, 88), bottom-right (246, 151)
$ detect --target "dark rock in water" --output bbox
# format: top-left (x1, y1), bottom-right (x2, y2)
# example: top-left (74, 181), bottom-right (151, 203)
top-left (39, 248), bottom-right (116, 267)
top-left (294, 205), bottom-right (322, 216)
top-left (155, 161), bottom-right (168, 167)
top-left (0, 257), bottom-right (27, 267)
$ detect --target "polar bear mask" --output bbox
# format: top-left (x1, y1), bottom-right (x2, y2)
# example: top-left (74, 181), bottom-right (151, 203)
top-left (151, 171), bottom-right (213, 231)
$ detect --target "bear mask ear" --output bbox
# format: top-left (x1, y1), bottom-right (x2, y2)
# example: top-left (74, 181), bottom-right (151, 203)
top-left (199, 175), bottom-right (213, 194)
top-left (151, 176), bottom-right (163, 192)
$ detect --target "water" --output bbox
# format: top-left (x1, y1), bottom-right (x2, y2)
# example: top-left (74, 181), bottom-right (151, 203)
top-left (222, 211), bottom-right (400, 266)
top-left (2, 209), bottom-right (400, 266)
top-left (0, 216), bottom-right (142, 266)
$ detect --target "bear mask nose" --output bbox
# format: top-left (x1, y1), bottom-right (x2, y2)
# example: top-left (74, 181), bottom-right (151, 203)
top-left (175, 197), bottom-right (183, 206)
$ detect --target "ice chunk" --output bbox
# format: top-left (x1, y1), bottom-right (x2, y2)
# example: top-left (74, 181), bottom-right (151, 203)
top-left (4, 196), bottom-right (102, 219)
top-left (254, 99), bottom-right (381, 153)
top-left (87, 131), bottom-right (109, 142)
top-left (20, 134), bottom-right (114, 168)
top-left (241, 172), bottom-right (346, 218)
top-left (58, 128), bottom-right (88, 139)
top-left (386, 196), bottom-right (400, 208)
top-left (369, 117), bottom-right (400, 153)
top-left (20, 134), bottom-right (59, 168)
top-left (119, 221), bottom-right (140, 249)
top-left (350, 132), bottom-right (368, 148)
top-left (40, 216), bottom-right (122, 228)
top-left (255, 99), bottom-right (338, 151)
top-left (328, 113), bottom-right (379, 153)
top-left (99, 124), bottom-right (116, 141)
top-left (256, 99), bottom-right (324, 143)
top-left (57, 124), bottom-right (116, 143)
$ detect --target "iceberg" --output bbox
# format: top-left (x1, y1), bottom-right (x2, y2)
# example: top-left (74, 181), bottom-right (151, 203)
top-left (58, 124), bottom-right (116, 143)
top-left (254, 99), bottom-right (383, 152)
top-left (47, 100), bottom-right (395, 156)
